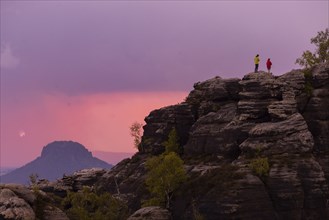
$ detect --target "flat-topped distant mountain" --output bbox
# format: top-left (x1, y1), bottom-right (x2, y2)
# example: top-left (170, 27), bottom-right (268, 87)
top-left (0, 141), bottom-right (112, 184)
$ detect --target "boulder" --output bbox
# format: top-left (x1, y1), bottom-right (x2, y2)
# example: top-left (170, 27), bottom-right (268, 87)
top-left (186, 77), bottom-right (240, 117)
top-left (239, 113), bottom-right (314, 156)
top-left (37, 168), bottom-right (107, 196)
top-left (0, 184), bottom-right (36, 205)
top-left (0, 188), bottom-right (35, 220)
top-left (127, 206), bottom-right (171, 220)
top-left (43, 205), bottom-right (69, 220)
top-left (184, 102), bottom-right (243, 158)
top-left (142, 103), bottom-right (195, 155)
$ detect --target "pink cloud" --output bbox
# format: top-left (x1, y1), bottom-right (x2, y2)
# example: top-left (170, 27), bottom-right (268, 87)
top-left (1, 92), bottom-right (187, 167)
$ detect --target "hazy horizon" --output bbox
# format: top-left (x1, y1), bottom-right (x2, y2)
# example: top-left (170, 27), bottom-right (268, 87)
top-left (1, 1), bottom-right (328, 167)
top-left (0, 146), bottom-right (134, 169)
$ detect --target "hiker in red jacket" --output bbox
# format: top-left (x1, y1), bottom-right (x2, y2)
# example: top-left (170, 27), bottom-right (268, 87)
top-left (266, 58), bottom-right (272, 74)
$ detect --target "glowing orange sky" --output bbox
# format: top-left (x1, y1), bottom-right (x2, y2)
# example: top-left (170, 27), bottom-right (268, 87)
top-left (1, 92), bottom-right (188, 167)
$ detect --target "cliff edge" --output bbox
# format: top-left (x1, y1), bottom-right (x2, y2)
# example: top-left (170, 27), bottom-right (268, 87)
top-left (1, 63), bottom-right (328, 220)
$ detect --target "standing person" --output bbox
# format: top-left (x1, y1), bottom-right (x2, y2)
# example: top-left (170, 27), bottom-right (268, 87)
top-left (254, 54), bottom-right (260, 73)
top-left (266, 58), bottom-right (272, 73)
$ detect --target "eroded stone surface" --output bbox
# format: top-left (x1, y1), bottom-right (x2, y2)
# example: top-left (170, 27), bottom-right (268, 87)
top-left (4, 63), bottom-right (327, 220)
top-left (0, 188), bottom-right (35, 220)
top-left (127, 206), bottom-right (172, 220)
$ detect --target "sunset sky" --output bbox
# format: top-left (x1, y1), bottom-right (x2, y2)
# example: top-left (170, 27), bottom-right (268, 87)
top-left (1, 1), bottom-right (328, 167)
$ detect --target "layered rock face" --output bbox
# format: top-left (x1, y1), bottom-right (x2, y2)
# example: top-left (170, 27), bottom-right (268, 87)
top-left (0, 185), bottom-right (35, 220)
top-left (0, 184), bottom-right (69, 220)
top-left (141, 103), bottom-right (195, 155)
top-left (2, 64), bottom-right (327, 220)
top-left (138, 63), bottom-right (329, 219)
top-left (127, 206), bottom-right (171, 220)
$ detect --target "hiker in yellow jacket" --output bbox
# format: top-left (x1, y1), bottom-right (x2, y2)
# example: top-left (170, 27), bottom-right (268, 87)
top-left (254, 54), bottom-right (260, 73)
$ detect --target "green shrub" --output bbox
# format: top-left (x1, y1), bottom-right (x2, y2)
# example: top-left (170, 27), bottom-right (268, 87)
top-left (142, 197), bottom-right (162, 207)
top-left (302, 69), bottom-right (314, 96)
top-left (144, 152), bottom-right (187, 209)
top-left (28, 173), bottom-right (48, 220)
top-left (192, 200), bottom-right (205, 220)
top-left (249, 157), bottom-right (270, 178)
top-left (303, 69), bottom-right (313, 80)
top-left (33, 189), bottom-right (47, 220)
top-left (62, 187), bottom-right (129, 220)
top-left (164, 128), bottom-right (181, 155)
top-left (304, 81), bottom-right (314, 96)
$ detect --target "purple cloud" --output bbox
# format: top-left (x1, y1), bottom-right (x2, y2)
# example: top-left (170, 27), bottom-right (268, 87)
top-left (1, 1), bottom-right (328, 97)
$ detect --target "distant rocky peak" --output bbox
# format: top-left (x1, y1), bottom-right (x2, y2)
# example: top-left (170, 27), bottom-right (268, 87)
top-left (41, 141), bottom-right (92, 158)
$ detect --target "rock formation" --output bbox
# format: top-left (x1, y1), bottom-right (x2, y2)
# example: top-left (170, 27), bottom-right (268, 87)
top-left (0, 184), bottom-right (69, 220)
top-left (139, 63), bottom-right (329, 219)
top-left (0, 186), bottom-right (35, 220)
top-left (127, 206), bottom-right (172, 220)
top-left (1, 63), bottom-right (328, 219)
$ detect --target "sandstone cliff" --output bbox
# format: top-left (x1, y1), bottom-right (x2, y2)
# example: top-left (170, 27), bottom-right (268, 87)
top-left (1, 63), bottom-right (328, 220)
top-left (139, 63), bottom-right (329, 219)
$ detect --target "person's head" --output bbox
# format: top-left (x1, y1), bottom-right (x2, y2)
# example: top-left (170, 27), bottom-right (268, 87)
top-left (268, 58), bottom-right (270, 60)
top-left (256, 54), bottom-right (259, 57)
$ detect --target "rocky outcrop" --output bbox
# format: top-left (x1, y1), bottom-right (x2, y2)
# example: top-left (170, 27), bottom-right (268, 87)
top-left (184, 102), bottom-right (243, 159)
top-left (0, 187), bottom-right (35, 220)
top-left (3, 63), bottom-right (327, 220)
top-left (142, 103), bottom-right (195, 155)
top-left (36, 168), bottom-right (107, 197)
top-left (132, 63), bottom-right (329, 219)
top-left (302, 63), bottom-right (329, 199)
top-left (186, 77), bottom-right (240, 117)
top-left (37, 156), bottom-right (149, 212)
top-left (303, 64), bottom-right (329, 152)
top-left (127, 206), bottom-right (172, 220)
top-left (0, 184), bottom-right (69, 220)
top-left (97, 155), bottom-right (149, 211)
top-left (42, 206), bottom-right (69, 220)
top-left (239, 113), bottom-right (313, 155)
